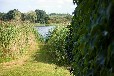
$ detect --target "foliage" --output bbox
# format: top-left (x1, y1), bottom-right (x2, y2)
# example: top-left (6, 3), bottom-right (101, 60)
top-left (67, 0), bottom-right (114, 75)
top-left (0, 12), bottom-right (5, 20)
top-left (35, 9), bottom-right (49, 24)
top-left (0, 21), bottom-right (38, 63)
top-left (48, 13), bottom-right (72, 25)
top-left (46, 26), bottom-right (69, 65)
top-left (2, 9), bottom-right (21, 21)
top-left (0, 9), bottom-right (72, 25)
top-left (25, 11), bottom-right (37, 23)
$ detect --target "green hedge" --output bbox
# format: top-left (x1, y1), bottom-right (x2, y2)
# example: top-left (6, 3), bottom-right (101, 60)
top-left (68, 0), bottom-right (114, 75)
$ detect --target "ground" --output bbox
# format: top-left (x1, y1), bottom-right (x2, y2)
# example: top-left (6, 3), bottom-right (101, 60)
top-left (0, 44), bottom-right (71, 76)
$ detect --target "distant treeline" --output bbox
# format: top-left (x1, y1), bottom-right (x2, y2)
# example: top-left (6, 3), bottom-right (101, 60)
top-left (0, 9), bottom-right (72, 24)
top-left (49, 13), bottom-right (72, 25)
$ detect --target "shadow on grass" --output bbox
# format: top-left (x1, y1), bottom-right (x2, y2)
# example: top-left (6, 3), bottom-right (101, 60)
top-left (29, 44), bottom-right (72, 75)
top-left (32, 44), bottom-right (70, 67)
top-left (32, 44), bottom-right (55, 64)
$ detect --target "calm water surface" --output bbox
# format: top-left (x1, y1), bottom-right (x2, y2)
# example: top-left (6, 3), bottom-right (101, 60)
top-left (34, 26), bottom-right (56, 38)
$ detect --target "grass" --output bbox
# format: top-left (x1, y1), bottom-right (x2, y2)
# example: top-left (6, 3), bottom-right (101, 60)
top-left (0, 44), bottom-right (71, 76)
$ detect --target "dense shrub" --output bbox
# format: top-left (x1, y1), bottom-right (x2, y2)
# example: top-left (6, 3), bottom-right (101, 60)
top-left (0, 21), bottom-right (38, 63)
top-left (46, 26), bottom-right (69, 65)
top-left (68, 0), bottom-right (114, 75)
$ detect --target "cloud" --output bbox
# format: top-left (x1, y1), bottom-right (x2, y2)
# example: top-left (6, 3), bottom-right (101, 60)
top-left (0, 0), bottom-right (76, 14)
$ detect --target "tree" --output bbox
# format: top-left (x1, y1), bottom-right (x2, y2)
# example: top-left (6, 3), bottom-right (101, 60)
top-left (0, 12), bottom-right (5, 20)
top-left (48, 13), bottom-right (72, 24)
top-left (21, 13), bottom-right (26, 21)
top-left (35, 9), bottom-right (49, 24)
top-left (5, 9), bottom-right (21, 21)
top-left (25, 11), bottom-right (37, 23)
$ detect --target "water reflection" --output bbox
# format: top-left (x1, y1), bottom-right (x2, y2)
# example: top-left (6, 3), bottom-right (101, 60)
top-left (34, 26), bottom-right (56, 39)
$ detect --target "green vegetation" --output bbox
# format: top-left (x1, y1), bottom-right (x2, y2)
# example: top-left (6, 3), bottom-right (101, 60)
top-left (48, 13), bottom-right (72, 25)
top-left (35, 9), bottom-right (49, 24)
top-left (0, 9), bottom-right (72, 25)
top-left (0, 21), bottom-right (38, 63)
top-left (44, 0), bottom-right (114, 76)
top-left (69, 0), bottom-right (114, 75)
top-left (0, 9), bottom-right (72, 76)
top-left (0, 0), bottom-right (114, 76)
top-left (0, 20), bottom-right (71, 76)
top-left (46, 26), bottom-right (69, 65)
top-left (24, 11), bottom-right (37, 23)
top-left (1, 9), bottom-right (21, 21)
top-left (0, 44), bottom-right (71, 76)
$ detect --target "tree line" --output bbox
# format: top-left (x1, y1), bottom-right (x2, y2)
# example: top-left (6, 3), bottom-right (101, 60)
top-left (0, 9), bottom-right (72, 24)
top-left (0, 9), bottom-right (48, 23)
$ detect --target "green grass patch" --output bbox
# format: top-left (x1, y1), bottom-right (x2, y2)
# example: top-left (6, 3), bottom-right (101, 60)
top-left (0, 44), bottom-right (71, 76)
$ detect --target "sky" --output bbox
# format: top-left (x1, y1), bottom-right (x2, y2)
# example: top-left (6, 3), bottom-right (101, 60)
top-left (0, 0), bottom-right (76, 14)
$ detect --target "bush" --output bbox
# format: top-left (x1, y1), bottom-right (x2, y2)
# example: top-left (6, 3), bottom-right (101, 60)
top-left (46, 26), bottom-right (69, 65)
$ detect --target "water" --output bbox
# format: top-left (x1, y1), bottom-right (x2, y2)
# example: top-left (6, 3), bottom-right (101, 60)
top-left (34, 26), bottom-right (56, 39)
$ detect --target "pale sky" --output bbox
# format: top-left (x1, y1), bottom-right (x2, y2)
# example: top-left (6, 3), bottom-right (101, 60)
top-left (0, 0), bottom-right (76, 14)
